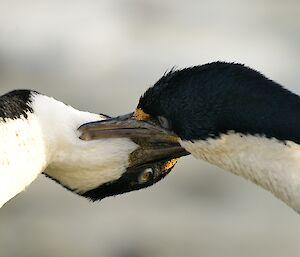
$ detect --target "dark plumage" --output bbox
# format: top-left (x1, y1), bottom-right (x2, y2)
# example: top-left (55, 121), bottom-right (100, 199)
top-left (0, 90), bottom-right (36, 120)
top-left (82, 159), bottom-right (172, 201)
top-left (138, 62), bottom-right (300, 143)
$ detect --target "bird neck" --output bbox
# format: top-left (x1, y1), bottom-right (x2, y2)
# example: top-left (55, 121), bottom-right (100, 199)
top-left (180, 134), bottom-right (300, 214)
top-left (31, 93), bottom-right (103, 163)
top-left (31, 93), bottom-right (138, 194)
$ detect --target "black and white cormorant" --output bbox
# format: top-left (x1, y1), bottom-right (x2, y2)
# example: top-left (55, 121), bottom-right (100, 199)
top-left (0, 90), bottom-right (188, 208)
top-left (87, 62), bottom-right (300, 214)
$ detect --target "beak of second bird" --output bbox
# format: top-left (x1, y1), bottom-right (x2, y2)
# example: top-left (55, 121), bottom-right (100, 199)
top-left (78, 112), bottom-right (190, 168)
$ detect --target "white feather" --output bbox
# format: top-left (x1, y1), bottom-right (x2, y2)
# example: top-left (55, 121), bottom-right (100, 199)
top-left (0, 112), bottom-right (47, 207)
top-left (180, 133), bottom-right (300, 214)
top-left (0, 93), bottom-right (138, 207)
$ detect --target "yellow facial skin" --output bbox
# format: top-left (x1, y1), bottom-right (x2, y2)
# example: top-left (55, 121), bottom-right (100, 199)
top-left (162, 159), bottom-right (178, 172)
top-left (134, 108), bottom-right (150, 121)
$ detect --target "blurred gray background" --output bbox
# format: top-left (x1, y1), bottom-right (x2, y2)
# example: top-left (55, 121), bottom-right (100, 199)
top-left (1, 0), bottom-right (300, 257)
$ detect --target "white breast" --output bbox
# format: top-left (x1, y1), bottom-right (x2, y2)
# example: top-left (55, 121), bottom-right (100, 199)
top-left (180, 133), bottom-right (300, 214)
top-left (0, 113), bottom-right (47, 207)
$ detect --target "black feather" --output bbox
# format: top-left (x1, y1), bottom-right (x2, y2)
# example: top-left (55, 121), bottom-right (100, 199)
top-left (138, 62), bottom-right (300, 143)
top-left (0, 90), bottom-right (38, 120)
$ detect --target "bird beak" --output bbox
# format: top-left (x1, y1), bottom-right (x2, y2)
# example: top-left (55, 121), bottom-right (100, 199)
top-left (78, 113), bottom-right (189, 167)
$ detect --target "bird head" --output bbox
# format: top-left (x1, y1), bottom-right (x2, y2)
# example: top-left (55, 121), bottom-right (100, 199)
top-left (79, 63), bottom-right (234, 157)
top-left (77, 113), bottom-right (189, 201)
top-left (135, 62), bottom-right (234, 141)
top-left (102, 62), bottom-right (281, 142)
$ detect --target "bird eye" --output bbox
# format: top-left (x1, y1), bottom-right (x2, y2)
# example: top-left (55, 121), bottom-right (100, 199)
top-left (158, 116), bottom-right (170, 129)
top-left (138, 168), bottom-right (154, 183)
